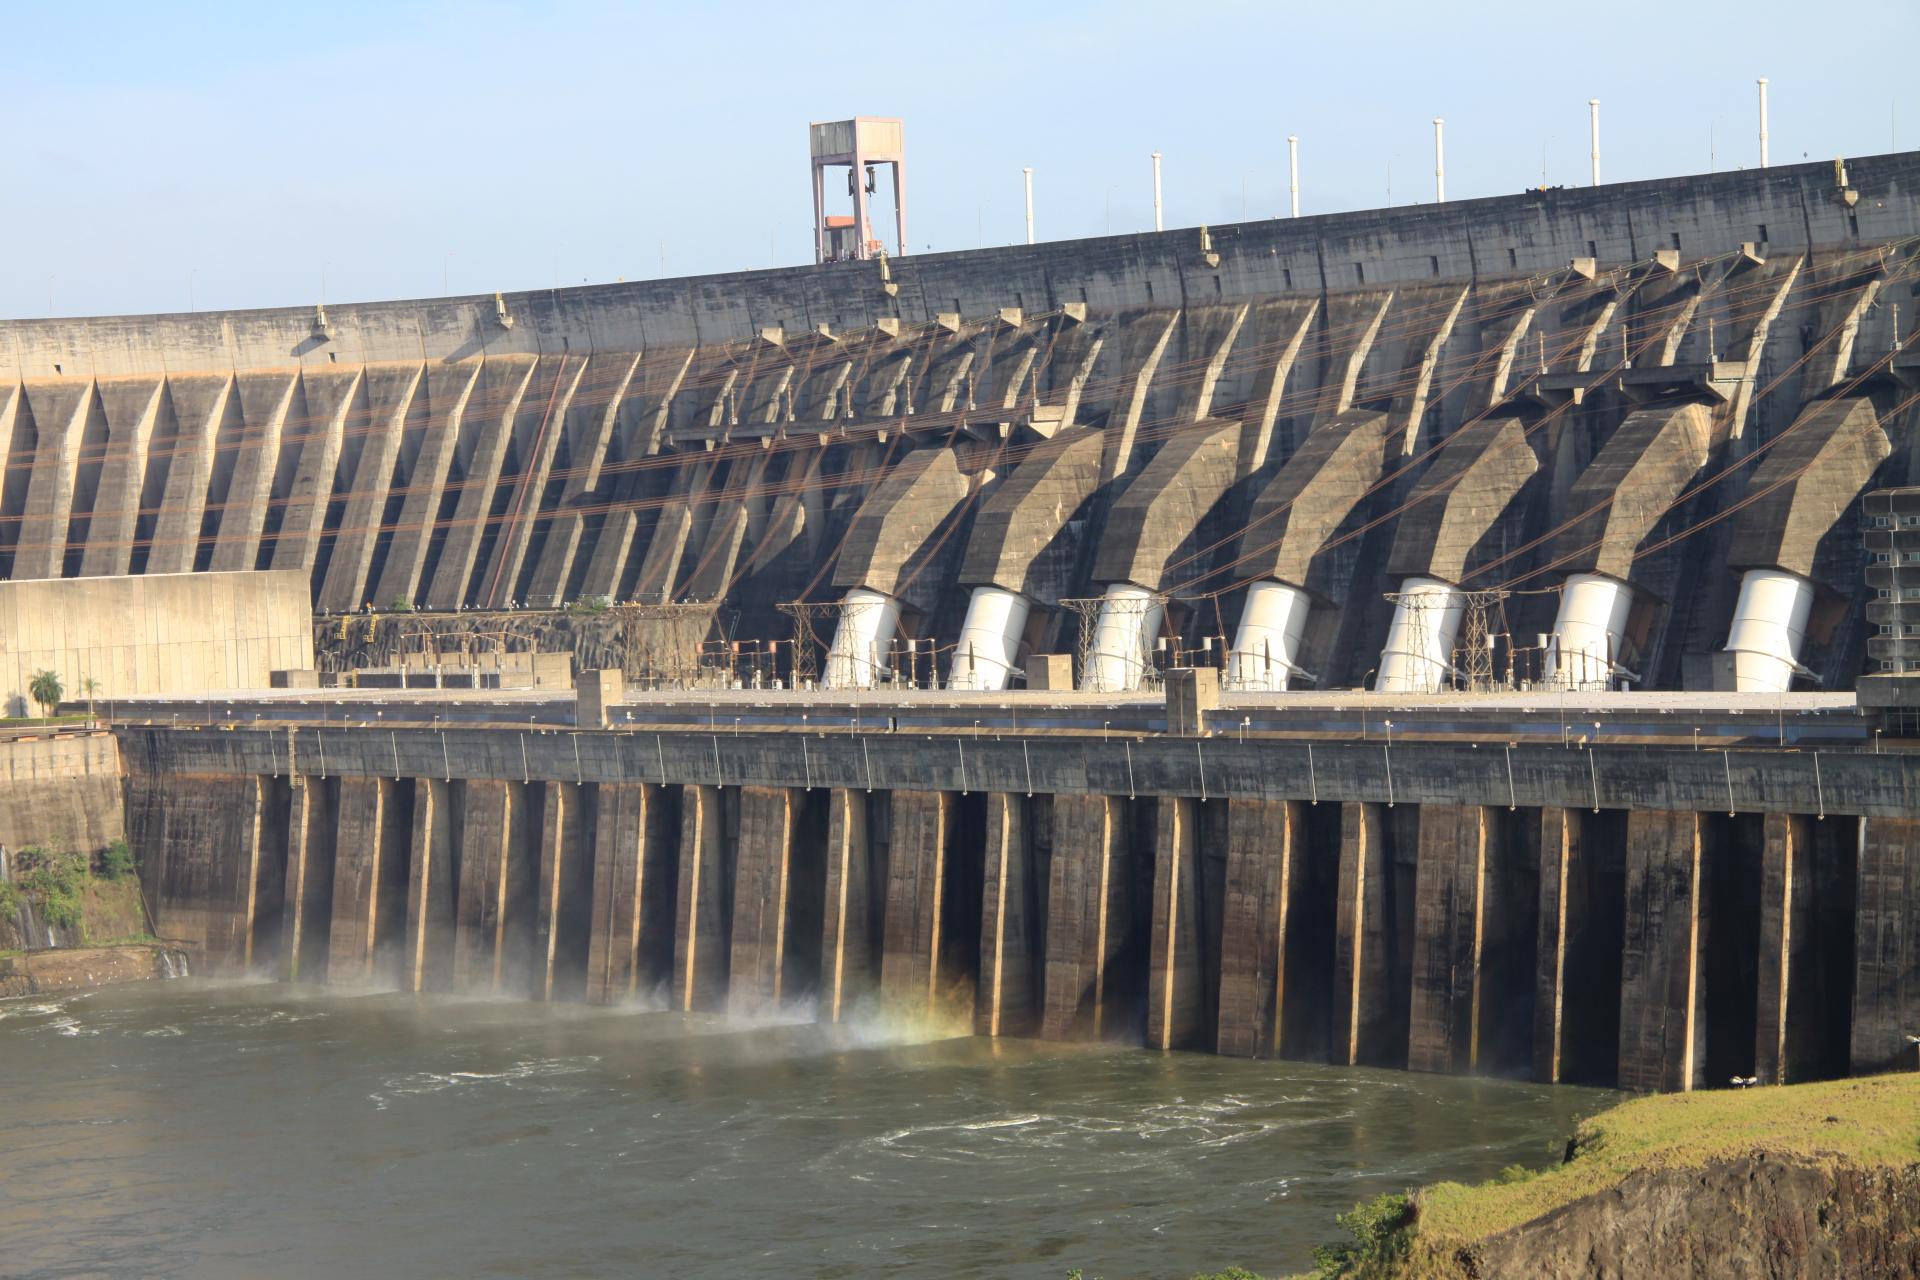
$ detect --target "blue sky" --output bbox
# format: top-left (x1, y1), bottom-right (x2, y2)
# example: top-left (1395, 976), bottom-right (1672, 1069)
top-left (8, 0), bottom-right (1913, 318)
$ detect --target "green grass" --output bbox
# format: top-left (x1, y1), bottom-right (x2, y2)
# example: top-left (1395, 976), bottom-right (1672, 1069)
top-left (1, 843), bottom-right (146, 944)
top-left (1412, 1073), bottom-right (1920, 1247)
top-left (1283, 1074), bottom-right (1920, 1277)
top-left (0, 713), bottom-right (94, 725)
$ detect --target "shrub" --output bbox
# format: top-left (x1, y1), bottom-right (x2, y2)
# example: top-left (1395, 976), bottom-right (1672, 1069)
top-left (1312, 1192), bottom-right (1413, 1278)
top-left (567, 595), bottom-right (612, 616)
top-left (13, 844), bottom-right (88, 933)
top-left (100, 838), bottom-right (137, 880)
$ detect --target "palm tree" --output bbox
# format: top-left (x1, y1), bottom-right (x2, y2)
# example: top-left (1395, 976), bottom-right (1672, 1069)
top-left (27, 670), bottom-right (63, 720)
top-left (79, 676), bottom-right (101, 718)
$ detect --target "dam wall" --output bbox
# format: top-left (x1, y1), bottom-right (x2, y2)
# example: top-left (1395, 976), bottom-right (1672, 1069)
top-left (0, 729), bottom-right (134, 953)
top-left (117, 718), bottom-right (1920, 1090)
top-left (7, 155), bottom-right (1916, 372)
top-left (2, 154), bottom-right (1918, 702)
top-left (0, 730), bottom-right (125, 862)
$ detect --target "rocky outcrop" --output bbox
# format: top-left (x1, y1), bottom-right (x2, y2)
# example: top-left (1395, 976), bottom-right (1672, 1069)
top-left (1427, 1153), bottom-right (1920, 1280)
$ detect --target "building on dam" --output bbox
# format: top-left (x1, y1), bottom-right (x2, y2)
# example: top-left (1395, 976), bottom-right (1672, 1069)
top-left (6, 147), bottom-right (1920, 1094)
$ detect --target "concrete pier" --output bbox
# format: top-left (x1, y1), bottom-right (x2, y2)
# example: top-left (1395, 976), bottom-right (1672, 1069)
top-left (978, 792), bottom-right (1045, 1037)
top-left (672, 784), bottom-right (732, 1012)
top-left (727, 786), bottom-right (824, 1015)
top-left (1334, 802), bottom-right (1416, 1068)
top-left (1852, 817), bottom-right (1920, 1075)
top-left (536, 783), bottom-right (594, 1000)
top-left (820, 788), bottom-right (880, 1022)
top-left (585, 783), bottom-right (677, 1005)
top-left (1533, 808), bottom-right (1626, 1085)
top-left (1147, 796), bottom-right (1225, 1051)
top-left (1215, 797), bottom-right (1309, 1059)
top-left (1614, 810), bottom-right (1759, 1093)
top-left (326, 777), bottom-right (409, 987)
top-left (1042, 794), bottom-right (1140, 1041)
top-left (282, 777), bottom-right (337, 984)
top-left (1408, 805), bottom-right (1529, 1076)
top-left (402, 777), bottom-right (455, 993)
top-left (877, 790), bottom-right (982, 1024)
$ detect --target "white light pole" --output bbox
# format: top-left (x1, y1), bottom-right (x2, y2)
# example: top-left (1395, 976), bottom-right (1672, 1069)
top-left (1589, 98), bottom-right (1601, 185)
top-left (1757, 77), bottom-right (1770, 168)
top-left (1023, 167), bottom-right (1034, 245)
top-left (1151, 151), bottom-right (1164, 231)
top-left (1433, 118), bottom-right (1446, 203)
top-left (1288, 135), bottom-right (1300, 217)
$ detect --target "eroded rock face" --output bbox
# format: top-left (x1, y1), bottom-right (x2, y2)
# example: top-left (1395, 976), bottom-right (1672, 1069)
top-left (1455, 1153), bottom-right (1920, 1280)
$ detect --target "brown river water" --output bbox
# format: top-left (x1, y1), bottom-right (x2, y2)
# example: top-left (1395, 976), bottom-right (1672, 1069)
top-left (0, 981), bottom-right (1614, 1278)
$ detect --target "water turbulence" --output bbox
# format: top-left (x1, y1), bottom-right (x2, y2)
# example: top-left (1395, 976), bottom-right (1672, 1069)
top-left (0, 981), bottom-right (1613, 1278)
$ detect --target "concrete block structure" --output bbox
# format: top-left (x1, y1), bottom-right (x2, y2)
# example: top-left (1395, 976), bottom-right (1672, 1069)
top-left (0, 569), bottom-right (312, 714)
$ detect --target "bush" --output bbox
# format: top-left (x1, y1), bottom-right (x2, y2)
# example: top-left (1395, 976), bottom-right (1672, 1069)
top-left (1312, 1192), bottom-right (1413, 1278)
top-left (386, 596), bottom-right (415, 613)
top-left (12, 843), bottom-right (88, 933)
top-left (100, 838), bottom-right (137, 880)
top-left (0, 878), bottom-right (19, 922)
top-left (567, 595), bottom-right (612, 617)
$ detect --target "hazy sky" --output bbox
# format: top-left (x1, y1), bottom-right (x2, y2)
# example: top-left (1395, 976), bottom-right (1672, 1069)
top-left (9, 0), bottom-right (1913, 319)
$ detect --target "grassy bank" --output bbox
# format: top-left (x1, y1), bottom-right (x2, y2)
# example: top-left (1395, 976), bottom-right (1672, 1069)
top-left (1299, 1071), bottom-right (1920, 1277)
top-left (1417, 1073), bottom-right (1920, 1242)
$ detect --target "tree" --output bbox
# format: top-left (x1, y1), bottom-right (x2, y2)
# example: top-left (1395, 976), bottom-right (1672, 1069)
top-left (79, 676), bottom-right (101, 717)
top-left (27, 669), bottom-right (63, 719)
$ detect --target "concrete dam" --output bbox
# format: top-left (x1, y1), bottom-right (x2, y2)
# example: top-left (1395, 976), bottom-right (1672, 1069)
top-left (10, 151), bottom-right (1920, 1094)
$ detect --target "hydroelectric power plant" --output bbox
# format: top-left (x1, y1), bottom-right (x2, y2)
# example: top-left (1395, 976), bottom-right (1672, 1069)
top-left (7, 140), bottom-right (1920, 1123)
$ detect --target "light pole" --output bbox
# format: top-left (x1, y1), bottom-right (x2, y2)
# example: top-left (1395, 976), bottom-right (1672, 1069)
top-left (1589, 99), bottom-right (1601, 185)
top-left (1757, 78), bottom-right (1770, 168)
top-left (1151, 151), bottom-right (1164, 231)
top-left (1288, 135), bottom-right (1300, 217)
top-left (1433, 118), bottom-right (1446, 203)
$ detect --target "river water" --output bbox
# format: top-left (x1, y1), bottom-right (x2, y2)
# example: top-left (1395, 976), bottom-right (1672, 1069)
top-left (0, 982), bottom-right (1613, 1278)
